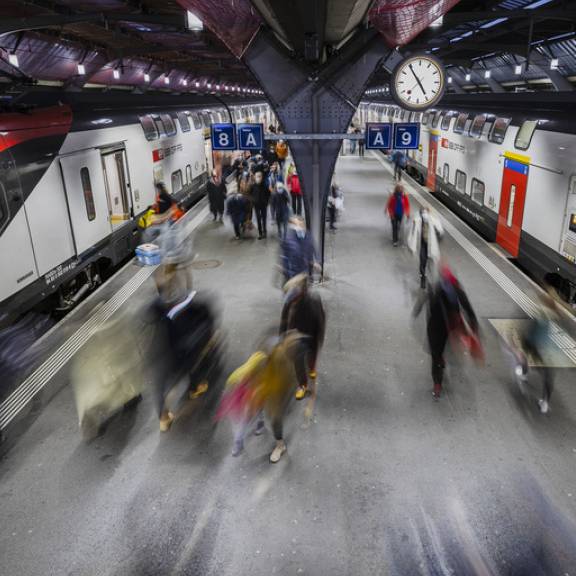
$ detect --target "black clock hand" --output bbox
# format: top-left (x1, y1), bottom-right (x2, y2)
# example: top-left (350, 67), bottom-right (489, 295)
top-left (409, 64), bottom-right (427, 96)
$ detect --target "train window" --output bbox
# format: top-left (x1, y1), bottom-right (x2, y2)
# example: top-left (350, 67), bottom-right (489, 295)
top-left (515, 120), bottom-right (538, 151)
top-left (199, 112), bottom-right (210, 128)
top-left (177, 112), bottom-right (190, 133)
top-left (171, 170), bottom-right (183, 194)
top-left (471, 178), bottom-right (485, 205)
top-left (489, 117), bottom-right (511, 144)
top-left (186, 164), bottom-right (192, 185)
top-left (469, 114), bottom-right (486, 138)
top-left (412, 112), bottom-right (422, 123)
top-left (139, 115), bottom-right (158, 141)
top-left (432, 111), bottom-right (443, 128)
top-left (80, 167), bottom-right (96, 221)
top-left (191, 113), bottom-right (202, 130)
top-left (453, 113), bottom-right (469, 134)
top-left (569, 214), bottom-right (576, 234)
top-left (443, 163), bottom-right (450, 184)
top-left (455, 170), bottom-right (467, 194)
top-left (153, 116), bottom-right (166, 138)
top-left (507, 185), bottom-right (516, 227)
top-left (422, 112), bottom-right (429, 126)
top-left (441, 112), bottom-right (454, 131)
top-left (161, 114), bottom-right (177, 137)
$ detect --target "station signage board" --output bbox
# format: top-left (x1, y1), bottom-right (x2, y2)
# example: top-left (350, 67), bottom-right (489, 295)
top-left (237, 123), bottom-right (264, 150)
top-left (365, 122), bottom-right (392, 150)
top-left (393, 123), bottom-right (420, 150)
top-left (211, 123), bottom-right (236, 151)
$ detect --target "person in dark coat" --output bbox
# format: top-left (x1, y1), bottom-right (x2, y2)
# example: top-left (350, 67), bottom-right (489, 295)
top-left (226, 191), bottom-right (247, 239)
top-left (206, 170), bottom-right (226, 222)
top-left (251, 171), bottom-right (270, 239)
top-left (413, 264), bottom-right (479, 399)
top-left (271, 181), bottom-right (290, 239)
top-left (280, 216), bottom-right (316, 281)
top-left (280, 273), bottom-right (326, 401)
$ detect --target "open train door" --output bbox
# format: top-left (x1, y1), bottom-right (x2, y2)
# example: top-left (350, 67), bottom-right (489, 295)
top-left (60, 149), bottom-right (111, 255)
top-left (496, 153), bottom-right (529, 257)
top-left (426, 131), bottom-right (438, 190)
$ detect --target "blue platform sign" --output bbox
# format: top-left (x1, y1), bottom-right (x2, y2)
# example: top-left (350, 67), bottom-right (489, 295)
top-left (238, 123), bottom-right (264, 150)
top-left (393, 123), bottom-right (420, 150)
top-left (211, 123), bottom-right (236, 150)
top-left (365, 122), bottom-right (392, 150)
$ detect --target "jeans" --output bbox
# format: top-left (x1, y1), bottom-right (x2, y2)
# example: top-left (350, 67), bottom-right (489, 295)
top-left (394, 164), bottom-right (403, 180)
top-left (391, 216), bottom-right (403, 244)
top-left (255, 205), bottom-right (268, 237)
top-left (277, 215), bottom-right (287, 238)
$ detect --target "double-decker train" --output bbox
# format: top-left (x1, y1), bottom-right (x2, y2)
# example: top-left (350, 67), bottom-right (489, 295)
top-left (0, 97), bottom-right (274, 325)
top-left (357, 101), bottom-right (576, 306)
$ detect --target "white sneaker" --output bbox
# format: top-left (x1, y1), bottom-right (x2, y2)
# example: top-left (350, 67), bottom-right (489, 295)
top-left (270, 441), bottom-right (287, 463)
top-left (538, 399), bottom-right (549, 414)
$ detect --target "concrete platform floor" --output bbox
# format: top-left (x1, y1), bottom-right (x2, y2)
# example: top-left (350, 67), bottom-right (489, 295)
top-left (1, 155), bottom-right (576, 575)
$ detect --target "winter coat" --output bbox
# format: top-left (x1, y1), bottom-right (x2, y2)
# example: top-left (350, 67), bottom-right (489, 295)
top-left (271, 188), bottom-right (290, 220)
top-left (287, 174), bottom-right (302, 196)
top-left (386, 191), bottom-right (411, 220)
top-left (407, 213), bottom-right (444, 263)
top-left (251, 181), bottom-right (270, 207)
top-left (281, 228), bottom-right (316, 280)
top-left (207, 179), bottom-right (226, 213)
top-left (280, 290), bottom-right (325, 352)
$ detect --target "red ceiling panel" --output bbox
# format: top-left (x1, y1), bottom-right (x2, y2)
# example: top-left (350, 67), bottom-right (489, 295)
top-left (175, 0), bottom-right (261, 57)
top-left (369, 0), bottom-right (462, 47)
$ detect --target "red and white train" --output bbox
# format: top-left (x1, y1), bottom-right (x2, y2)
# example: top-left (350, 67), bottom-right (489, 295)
top-left (358, 101), bottom-right (576, 306)
top-left (0, 98), bottom-right (273, 325)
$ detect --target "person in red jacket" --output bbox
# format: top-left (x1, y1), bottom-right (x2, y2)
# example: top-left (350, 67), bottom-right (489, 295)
top-left (287, 165), bottom-right (303, 216)
top-left (386, 183), bottom-right (411, 247)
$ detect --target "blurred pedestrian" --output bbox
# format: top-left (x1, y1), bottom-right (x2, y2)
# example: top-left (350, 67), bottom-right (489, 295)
top-left (227, 191), bottom-right (247, 239)
top-left (287, 163), bottom-right (303, 216)
top-left (327, 181), bottom-right (343, 231)
top-left (349, 125), bottom-right (357, 155)
top-left (357, 128), bottom-right (365, 157)
top-left (393, 150), bottom-right (407, 180)
top-left (509, 278), bottom-right (561, 414)
top-left (239, 170), bottom-right (254, 232)
top-left (267, 161), bottom-right (283, 192)
top-left (386, 183), bottom-right (411, 247)
top-left (276, 139), bottom-right (289, 171)
top-left (251, 171), bottom-right (270, 239)
top-left (280, 273), bottom-right (325, 403)
top-left (280, 216), bottom-right (317, 282)
top-left (408, 206), bottom-right (444, 288)
top-left (413, 264), bottom-right (480, 399)
top-left (271, 181), bottom-right (291, 239)
top-left (207, 169), bottom-right (226, 222)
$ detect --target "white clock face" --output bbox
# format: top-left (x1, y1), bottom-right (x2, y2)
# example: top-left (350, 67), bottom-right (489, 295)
top-left (392, 55), bottom-right (445, 111)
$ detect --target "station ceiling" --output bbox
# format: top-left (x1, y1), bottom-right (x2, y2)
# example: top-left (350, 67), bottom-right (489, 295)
top-left (0, 0), bottom-right (574, 103)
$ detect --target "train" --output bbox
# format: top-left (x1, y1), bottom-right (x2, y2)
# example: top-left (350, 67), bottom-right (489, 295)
top-left (0, 98), bottom-right (274, 326)
top-left (356, 101), bottom-right (576, 306)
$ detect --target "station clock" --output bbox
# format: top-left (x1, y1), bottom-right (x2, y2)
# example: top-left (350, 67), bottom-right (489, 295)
top-left (390, 54), bottom-right (446, 111)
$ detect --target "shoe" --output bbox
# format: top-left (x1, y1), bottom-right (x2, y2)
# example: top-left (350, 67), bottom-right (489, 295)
top-left (159, 411), bottom-right (174, 432)
top-left (538, 399), bottom-right (549, 414)
top-left (189, 381), bottom-right (209, 399)
top-left (254, 421), bottom-right (265, 436)
top-left (432, 384), bottom-right (441, 399)
top-left (295, 386), bottom-right (307, 400)
top-left (232, 439), bottom-right (244, 457)
top-left (258, 234), bottom-right (263, 240)
top-left (393, 242), bottom-right (398, 247)
top-left (309, 370), bottom-right (317, 380)
top-left (270, 441), bottom-right (287, 463)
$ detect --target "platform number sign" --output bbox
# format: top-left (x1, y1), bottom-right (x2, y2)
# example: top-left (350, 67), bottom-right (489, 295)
top-left (211, 123), bottom-right (236, 150)
top-left (365, 123), bottom-right (392, 150)
top-left (393, 123), bottom-right (420, 150)
top-left (238, 124), bottom-right (264, 150)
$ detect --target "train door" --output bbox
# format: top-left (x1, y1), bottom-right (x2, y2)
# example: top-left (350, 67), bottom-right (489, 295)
top-left (496, 154), bottom-right (529, 257)
top-left (560, 175), bottom-right (576, 261)
top-left (426, 132), bottom-right (438, 190)
top-left (101, 147), bottom-right (132, 228)
top-left (60, 149), bottom-right (111, 255)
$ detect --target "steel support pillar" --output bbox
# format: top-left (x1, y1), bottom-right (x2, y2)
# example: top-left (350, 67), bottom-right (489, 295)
top-left (242, 29), bottom-right (399, 271)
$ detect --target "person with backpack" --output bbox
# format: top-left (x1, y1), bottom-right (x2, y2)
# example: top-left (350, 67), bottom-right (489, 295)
top-left (413, 264), bottom-right (480, 399)
top-left (393, 150), bottom-right (407, 180)
top-left (280, 216), bottom-right (317, 282)
top-left (408, 206), bottom-right (444, 288)
top-left (386, 184), bottom-right (411, 247)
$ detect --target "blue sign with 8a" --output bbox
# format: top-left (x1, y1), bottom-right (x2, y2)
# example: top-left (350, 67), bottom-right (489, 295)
top-left (211, 123), bottom-right (236, 150)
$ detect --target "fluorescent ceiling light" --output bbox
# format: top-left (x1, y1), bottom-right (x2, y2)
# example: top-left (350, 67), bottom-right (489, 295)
top-left (480, 17), bottom-right (508, 29)
top-left (207, 83), bottom-right (212, 89)
top-left (113, 69), bottom-right (120, 79)
top-left (164, 76), bottom-right (170, 85)
top-left (8, 53), bottom-right (19, 67)
top-left (484, 70), bottom-right (491, 78)
top-left (515, 64), bottom-right (522, 75)
top-left (429, 16), bottom-right (443, 28)
top-left (186, 11), bottom-right (203, 31)
top-left (182, 79), bottom-right (188, 86)
top-left (144, 73), bottom-right (150, 82)
top-left (77, 63), bottom-right (85, 75)
top-left (194, 81), bottom-right (200, 88)
top-left (550, 58), bottom-right (559, 69)
top-left (465, 73), bottom-right (471, 81)
top-left (447, 76), bottom-right (452, 84)
top-left (525, 0), bottom-right (554, 8)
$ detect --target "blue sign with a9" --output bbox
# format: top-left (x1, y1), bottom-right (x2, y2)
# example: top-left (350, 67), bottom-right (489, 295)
top-left (393, 123), bottom-right (420, 150)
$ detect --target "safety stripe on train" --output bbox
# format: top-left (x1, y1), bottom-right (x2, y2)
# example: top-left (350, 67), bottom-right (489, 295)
top-left (0, 205), bottom-right (210, 431)
top-left (371, 151), bottom-right (576, 365)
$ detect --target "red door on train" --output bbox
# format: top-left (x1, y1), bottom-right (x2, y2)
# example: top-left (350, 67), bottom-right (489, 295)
top-left (496, 154), bottom-right (529, 257)
top-left (426, 132), bottom-right (438, 190)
